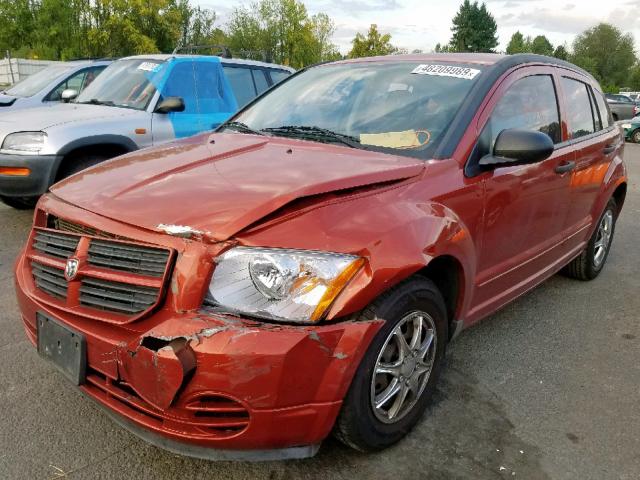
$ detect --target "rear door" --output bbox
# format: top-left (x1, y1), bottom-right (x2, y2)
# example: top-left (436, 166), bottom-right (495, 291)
top-left (472, 67), bottom-right (575, 311)
top-left (558, 76), bottom-right (621, 251)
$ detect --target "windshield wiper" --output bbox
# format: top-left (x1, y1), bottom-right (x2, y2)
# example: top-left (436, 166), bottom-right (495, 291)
top-left (261, 125), bottom-right (361, 149)
top-left (221, 121), bottom-right (265, 136)
top-left (79, 98), bottom-right (114, 106)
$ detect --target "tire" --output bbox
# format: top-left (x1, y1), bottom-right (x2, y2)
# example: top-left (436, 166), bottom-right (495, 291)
top-left (632, 129), bottom-right (640, 144)
top-left (0, 195), bottom-right (38, 209)
top-left (333, 277), bottom-right (448, 452)
top-left (563, 198), bottom-right (617, 280)
top-left (56, 154), bottom-right (108, 182)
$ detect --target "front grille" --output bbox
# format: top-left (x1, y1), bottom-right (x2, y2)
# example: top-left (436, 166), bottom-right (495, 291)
top-left (88, 240), bottom-right (169, 278)
top-left (49, 216), bottom-right (119, 239)
top-left (31, 262), bottom-right (67, 299)
top-left (28, 219), bottom-right (173, 322)
top-left (33, 230), bottom-right (79, 260)
top-left (80, 278), bottom-right (160, 314)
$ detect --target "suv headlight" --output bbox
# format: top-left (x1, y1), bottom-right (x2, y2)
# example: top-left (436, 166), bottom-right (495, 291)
top-left (206, 247), bottom-right (364, 323)
top-left (2, 132), bottom-right (46, 152)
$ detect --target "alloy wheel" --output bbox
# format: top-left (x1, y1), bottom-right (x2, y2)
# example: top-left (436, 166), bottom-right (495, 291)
top-left (593, 209), bottom-right (614, 268)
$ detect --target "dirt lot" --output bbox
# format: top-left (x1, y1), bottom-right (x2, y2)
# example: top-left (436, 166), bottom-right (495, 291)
top-left (0, 145), bottom-right (638, 480)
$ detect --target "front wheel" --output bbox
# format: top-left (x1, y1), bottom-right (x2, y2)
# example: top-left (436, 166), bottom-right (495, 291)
top-left (563, 198), bottom-right (617, 280)
top-left (333, 277), bottom-right (447, 451)
top-left (632, 129), bottom-right (640, 144)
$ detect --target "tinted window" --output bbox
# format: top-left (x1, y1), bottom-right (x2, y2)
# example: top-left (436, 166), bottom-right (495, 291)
top-left (591, 89), bottom-right (613, 130)
top-left (163, 61), bottom-right (198, 114)
top-left (223, 66), bottom-right (257, 107)
top-left (561, 77), bottom-right (595, 139)
top-left (252, 70), bottom-right (269, 95)
top-left (488, 75), bottom-right (561, 145)
top-left (270, 70), bottom-right (291, 84)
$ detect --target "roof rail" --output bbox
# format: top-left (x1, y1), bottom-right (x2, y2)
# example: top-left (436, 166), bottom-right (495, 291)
top-left (172, 44), bottom-right (232, 59)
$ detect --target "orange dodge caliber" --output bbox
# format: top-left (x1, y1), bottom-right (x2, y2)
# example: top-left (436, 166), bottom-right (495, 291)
top-left (14, 53), bottom-right (626, 460)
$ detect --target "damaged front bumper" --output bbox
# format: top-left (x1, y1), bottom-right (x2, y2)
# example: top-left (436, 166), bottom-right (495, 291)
top-left (15, 251), bottom-right (382, 460)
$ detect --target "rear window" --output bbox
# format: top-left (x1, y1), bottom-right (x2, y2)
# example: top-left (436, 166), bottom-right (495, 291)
top-left (592, 90), bottom-right (612, 130)
top-left (270, 70), bottom-right (291, 84)
top-left (561, 77), bottom-right (596, 139)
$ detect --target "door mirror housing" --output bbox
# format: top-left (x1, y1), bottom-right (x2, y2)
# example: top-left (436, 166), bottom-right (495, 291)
top-left (154, 97), bottom-right (185, 114)
top-left (479, 129), bottom-right (554, 167)
top-left (61, 89), bottom-right (78, 103)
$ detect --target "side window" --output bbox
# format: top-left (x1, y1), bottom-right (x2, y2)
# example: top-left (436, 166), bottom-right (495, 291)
top-left (594, 91), bottom-right (613, 129)
top-left (269, 70), bottom-right (291, 85)
top-left (561, 77), bottom-right (595, 139)
top-left (162, 61), bottom-right (198, 114)
top-left (47, 70), bottom-right (87, 101)
top-left (82, 66), bottom-right (105, 91)
top-left (487, 74), bottom-right (561, 147)
top-left (252, 69), bottom-right (269, 95)
top-left (223, 66), bottom-right (257, 108)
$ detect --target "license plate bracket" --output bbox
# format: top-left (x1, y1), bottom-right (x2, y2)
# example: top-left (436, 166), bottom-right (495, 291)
top-left (37, 312), bottom-right (86, 385)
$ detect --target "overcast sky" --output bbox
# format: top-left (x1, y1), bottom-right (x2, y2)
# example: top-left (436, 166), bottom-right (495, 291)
top-left (196, 0), bottom-right (639, 55)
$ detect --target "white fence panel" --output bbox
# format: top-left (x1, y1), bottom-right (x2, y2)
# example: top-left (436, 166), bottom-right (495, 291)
top-left (0, 59), bottom-right (62, 86)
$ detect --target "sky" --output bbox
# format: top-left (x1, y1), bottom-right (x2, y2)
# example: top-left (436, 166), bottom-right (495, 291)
top-left (196, 0), bottom-right (640, 55)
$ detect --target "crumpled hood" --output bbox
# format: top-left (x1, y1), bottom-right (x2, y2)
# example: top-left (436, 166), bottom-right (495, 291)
top-left (0, 103), bottom-right (140, 136)
top-left (51, 133), bottom-right (425, 241)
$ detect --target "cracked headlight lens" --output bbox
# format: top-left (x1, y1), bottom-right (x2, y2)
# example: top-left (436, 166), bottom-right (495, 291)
top-left (206, 247), bottom-right (364, 323)
top-left (2, 131), bottom-right (46, 152)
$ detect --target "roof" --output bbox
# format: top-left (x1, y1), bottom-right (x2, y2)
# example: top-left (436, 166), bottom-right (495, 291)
top-left (120, 54), bottom-right (295, 72)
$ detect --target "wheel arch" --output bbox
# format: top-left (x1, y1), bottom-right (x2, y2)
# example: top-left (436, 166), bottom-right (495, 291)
top-left (612, 181), bottom-right (627, 216)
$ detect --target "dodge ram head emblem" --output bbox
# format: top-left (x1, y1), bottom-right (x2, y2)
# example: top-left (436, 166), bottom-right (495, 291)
top-left (64, 258), bottom-right (79, 281)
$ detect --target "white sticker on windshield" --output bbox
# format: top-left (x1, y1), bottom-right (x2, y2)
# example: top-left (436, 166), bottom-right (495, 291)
top-left (137, 62), bottom-right (161, 72)
top-left (411, 64), bottom-right (480, 80)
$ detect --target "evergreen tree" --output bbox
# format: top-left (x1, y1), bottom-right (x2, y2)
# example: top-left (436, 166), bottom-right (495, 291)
top-left (448, 0), bottom-right (498, 53)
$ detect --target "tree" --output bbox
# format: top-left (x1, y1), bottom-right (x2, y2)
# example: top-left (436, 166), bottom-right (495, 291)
top-left (628, 64), bottom-right (640, 91)
top-left (434, 43), bottom-right (452, 53)
top-left (348, 24), bottom-right (398, 58)
top-left (448, 0), bottom-right (498, 53)
top-left (530, 35), bottom-right (554, 56)
top-left (553, 44), bottom-right (569, 61)
top-left (571, 23), bottom-right (636, 89)
top-left (227, 0), bottom-right (338, 67)
top-left (506, 31), bottom-right (528, 54)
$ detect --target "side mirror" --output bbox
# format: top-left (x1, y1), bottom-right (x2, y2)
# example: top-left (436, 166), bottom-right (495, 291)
top-left (61, 89), bottom-right (78, 103)
top-left (154, 97), bottom-right (185, 114)
top-left (479, 129), bottom-right (554, 167)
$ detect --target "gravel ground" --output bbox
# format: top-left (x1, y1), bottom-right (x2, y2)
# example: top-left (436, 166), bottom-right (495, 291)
top-left (0, 144), bottom-right (638, 480)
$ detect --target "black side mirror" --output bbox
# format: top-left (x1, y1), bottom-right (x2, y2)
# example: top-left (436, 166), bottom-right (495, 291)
top-left (154, 96), bottom-right (185, 114)
top-left (479, 129), bottom-right (554, 167)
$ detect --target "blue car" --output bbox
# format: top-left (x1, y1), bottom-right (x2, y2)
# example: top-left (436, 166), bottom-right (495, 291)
top-left (0, 60), bottom-right (111, 111)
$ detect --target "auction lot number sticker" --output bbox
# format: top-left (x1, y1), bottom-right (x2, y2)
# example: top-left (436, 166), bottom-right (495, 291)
top-left (411, 64), bottom-right (480, 80)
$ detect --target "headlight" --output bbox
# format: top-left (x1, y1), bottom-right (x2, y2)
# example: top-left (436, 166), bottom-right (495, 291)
top-left (2, 132), bottom-right (46, 152)
top-left (206, 247), bottom-right (364, 323)
top-left (621, 123), bottom-right (632, 129)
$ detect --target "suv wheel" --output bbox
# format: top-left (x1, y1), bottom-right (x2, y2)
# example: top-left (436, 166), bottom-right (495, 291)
top-left (333, 277), bottom-right (447, 451)
top-left (632, 129), bottom-right (640, 144)
top-left (0, 195), bottom-right (38, 209)
top-left (563, 198), bottom-right (617, 280)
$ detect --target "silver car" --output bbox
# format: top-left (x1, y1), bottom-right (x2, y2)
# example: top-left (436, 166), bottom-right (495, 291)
top-left (0, 54), bottom-right (293, 208)
top-left (0, 60), bottom-right (110, 111)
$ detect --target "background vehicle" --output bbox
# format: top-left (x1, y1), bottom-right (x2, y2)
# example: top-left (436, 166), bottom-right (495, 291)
top-left (622, 116), bottom-right (640, 143)
top-left (0, 60), bottom-right (110, 111)
top-left (0, 54), bottom-right (293, 209)
top-left (605, 93), bottom-right (639, 120)
top-left (13, 53), bottom-right (627, 459)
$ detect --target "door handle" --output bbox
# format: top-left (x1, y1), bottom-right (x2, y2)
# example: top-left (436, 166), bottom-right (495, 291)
top-left (555, 161), bottom-right (576, 174)
top-left (603, 144), bottom-right (616, 154)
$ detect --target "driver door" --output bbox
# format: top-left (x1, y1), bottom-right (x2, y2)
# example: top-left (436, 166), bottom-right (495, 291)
top-left (470, 67), bottom-right (576, 318)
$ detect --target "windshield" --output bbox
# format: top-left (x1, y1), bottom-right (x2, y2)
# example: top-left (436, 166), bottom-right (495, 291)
top-left (228, 62), bottom-right (483, 158)
top-left (6, 65), bottom-right (73, 97)
top-left (76, 58), bottom-right (167, 110)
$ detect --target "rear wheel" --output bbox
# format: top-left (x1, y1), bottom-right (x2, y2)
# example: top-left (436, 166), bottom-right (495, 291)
top-left (0, 195), bottom-right (38, 209)
top-left (333, 277), bottom-right (447, 451)
top-left (563, 198), bottom-right (617, 280)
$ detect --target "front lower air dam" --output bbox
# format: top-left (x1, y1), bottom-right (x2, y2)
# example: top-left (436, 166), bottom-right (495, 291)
top-left (14, 246), bottom-right (384, 460)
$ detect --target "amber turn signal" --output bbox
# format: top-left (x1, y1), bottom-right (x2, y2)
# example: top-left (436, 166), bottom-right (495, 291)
top-left (0, 167), bottom-right (31, 176)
